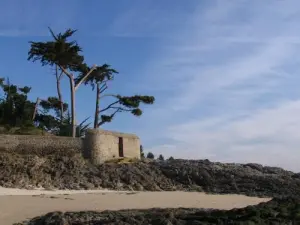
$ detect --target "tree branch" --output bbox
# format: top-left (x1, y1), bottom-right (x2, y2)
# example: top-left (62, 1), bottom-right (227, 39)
top-left (99, 100), bottom-right (119, 113)
top-left (97, 120), bottom-right (106, 127)
top-left (32, 97), bottom-right (40, 121)
top-left (100, 94), bottom-right (117, 99)
top-left (55, 66), bottom-right (64, 80)
top-left (74, 65), bottom-right (97, 91)
top-left (97, 108), bottom-right (120, 127)
top-left (58, 70), bottom-right (64, 80)
top-left (110, 106), bottom-right (132, 112)
top-left (55, 66), bottom-right (58, 80)
top-left (97, 77), bottom-right (113, 92)
top-left (58, 65), bottom-right (73, 79)
top-left (111, 108), bottom-right (120, 117)
top-left (99, 83), bottom-right (107, 94)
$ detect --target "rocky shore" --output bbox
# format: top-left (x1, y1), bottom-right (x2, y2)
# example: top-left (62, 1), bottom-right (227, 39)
top-left (0, 152), bottom-right (299, 198)
top-left (14, 197), bottom-right (300, 225)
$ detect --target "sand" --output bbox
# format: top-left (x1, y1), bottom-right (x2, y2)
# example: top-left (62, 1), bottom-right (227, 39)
top-left (0, 187), bottom-right (271, 225)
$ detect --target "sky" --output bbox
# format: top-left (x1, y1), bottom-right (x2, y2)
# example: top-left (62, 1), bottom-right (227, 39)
top-left (0, 0), bottom-right (300, 172)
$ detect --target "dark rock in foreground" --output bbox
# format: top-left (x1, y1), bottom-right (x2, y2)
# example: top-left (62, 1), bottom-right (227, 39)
top-left (14, 197), bottom-right (300, 225)
top-left (0, 152), bottom-right (300, 198)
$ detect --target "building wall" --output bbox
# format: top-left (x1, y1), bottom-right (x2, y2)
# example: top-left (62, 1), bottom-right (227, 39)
top-left (0, 135), bottom-right (82, 156)
top-left (83, 129), bottom-right (141, 164)
top-left (123, 135), bottom-right (140, 159)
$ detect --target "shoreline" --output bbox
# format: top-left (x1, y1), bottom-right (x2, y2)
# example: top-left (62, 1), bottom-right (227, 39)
top-left (0, 188), bottom-right (271, 225)
top-left (0, 186), bottom-right (132, 196)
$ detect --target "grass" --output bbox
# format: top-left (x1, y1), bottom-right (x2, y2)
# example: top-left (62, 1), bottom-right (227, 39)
top-left (0, 126), bottom-right (52, 136)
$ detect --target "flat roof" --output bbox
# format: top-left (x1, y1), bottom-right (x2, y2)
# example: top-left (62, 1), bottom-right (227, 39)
top-left (86, 129), bottom-right (139, 139)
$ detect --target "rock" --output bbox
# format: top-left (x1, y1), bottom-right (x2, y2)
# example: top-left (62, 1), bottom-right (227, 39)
top-left (0, 152), bottom-right (300, 198)
top-left (15, 197), bottom-right (300, 225)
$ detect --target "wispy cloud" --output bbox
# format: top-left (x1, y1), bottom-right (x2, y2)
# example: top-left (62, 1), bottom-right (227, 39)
top-left (166, 100), bottom-right (300, 172)
top-left (113, 0), bottom-right (300, 171)
top-left (0, 0), bottom-right (122, 37)
top-left (0, 0), bottom-right (82, 36)
top-left (108, 0), bottom-right (193, 38)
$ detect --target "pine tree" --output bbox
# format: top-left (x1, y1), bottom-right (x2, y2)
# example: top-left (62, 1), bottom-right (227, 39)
top-left (146, 152), bottom-right (155, 159)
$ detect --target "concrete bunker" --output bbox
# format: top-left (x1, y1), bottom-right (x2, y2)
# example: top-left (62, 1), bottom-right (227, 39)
top-left (83, 129), bottom-right (140, 164)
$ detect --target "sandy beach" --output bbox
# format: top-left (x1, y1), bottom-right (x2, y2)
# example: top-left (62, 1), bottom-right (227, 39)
top-left (0, 187), bottom-right (271, 225)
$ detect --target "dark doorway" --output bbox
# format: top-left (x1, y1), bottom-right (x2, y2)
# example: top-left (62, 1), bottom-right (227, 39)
top-left (118, 137), bottom-right (124, 157)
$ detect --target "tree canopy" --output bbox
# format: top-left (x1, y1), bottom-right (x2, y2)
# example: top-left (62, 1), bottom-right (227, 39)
top-left (28, 28), bottom-right (84, 71)
top-left (0, 78), bottom-right (34, 128)
top-left (146, 152), bottom-right (155, 159)
top-left (0, 78), bottom-right (89, 137)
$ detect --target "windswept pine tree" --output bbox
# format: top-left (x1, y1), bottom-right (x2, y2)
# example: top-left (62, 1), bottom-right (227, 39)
top-left (28, 28), bottom-right (155, 136)
top-left (28, 28), bottom-right (96, 137)
top-left (76, 64), bottom-right (155, 128)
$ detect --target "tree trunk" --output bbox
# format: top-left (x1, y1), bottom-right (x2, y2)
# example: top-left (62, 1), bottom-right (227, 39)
top-left (69, 76), bottom-right (76, 138)
top-left (55, 66), bottom-right (64, 123)
top-left (57, 81), bottom-right (64, 123)
top-left (32, 97), bottom-right (40, 121)
top-left (93, 82), bottom-right (100, 129)
top-left (57, 80), bottom-right (64, 122)
top-left (59, 65), bottom-right (97, 138)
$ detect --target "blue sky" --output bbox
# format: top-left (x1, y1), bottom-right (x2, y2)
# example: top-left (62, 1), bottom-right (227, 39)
top-left (1, 0), bottom-right (300, 171)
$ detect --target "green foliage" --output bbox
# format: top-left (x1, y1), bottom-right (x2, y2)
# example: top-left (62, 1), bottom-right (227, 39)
top-left (0, 77), bottom-right (88, 137)
top-left (0, 126), bottom-right (48, 135)
top-left (13, 126), bottom-right (49, 135)
top-left (76, 118), bottom-right (90, 137)
top-left (117, 95), bottom-right (155, 117)
top-left (75, 63), bottom-right (155, 128)
top-left (28, 27), bottom-right (84, 71)
top-left (0, 78), bottom-right (35, 127)
top-left (168, 156), bottom-right (174, 160)
top-left (146, 152), bottom-right (155, 159)
top-left (98, 95), bottom-right (155, 126)
top-left (18, 86), bottom-right (31, 94)
top-left (158, 154), bottom-right (165, 161)
top-left (118, 95), bottom-right (155, 108)
top-left (34, 113), bottom-right (60, 132)
top-left (34, 96), bottom-right (66, 132)
top-left (75, 63), bottom-right (118, 88)
top-left (140, 145), bottom-right (145, 158)
top-left (39, 96), bottom-right (68, 118)
top-left (58, 113), bottom-right (90, 137)
top-left (36, 104), bottom-right (90, 137)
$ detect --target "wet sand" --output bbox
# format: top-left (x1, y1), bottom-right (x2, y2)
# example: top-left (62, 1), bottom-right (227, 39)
top-left (0, 189), bottom-right (271, 225)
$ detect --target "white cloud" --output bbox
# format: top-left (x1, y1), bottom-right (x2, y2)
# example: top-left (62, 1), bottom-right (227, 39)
top-left (126, 1), bottom-right (300, 172)
top-left (164, 100), bottom-right (300, 172)
top-left (170, 39), bottom-right (295, 111)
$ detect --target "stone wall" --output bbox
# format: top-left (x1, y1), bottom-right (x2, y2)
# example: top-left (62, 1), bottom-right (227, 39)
top-left (83, 129), bottom-right (140, 164)
top-left (0, 135), bottom-right (82, 156)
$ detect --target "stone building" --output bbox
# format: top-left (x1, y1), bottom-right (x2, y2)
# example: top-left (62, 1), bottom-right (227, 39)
top-left (83, 129), bottom-right (141, 164)
top-left (0, 129), bottom-right (141, 165)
